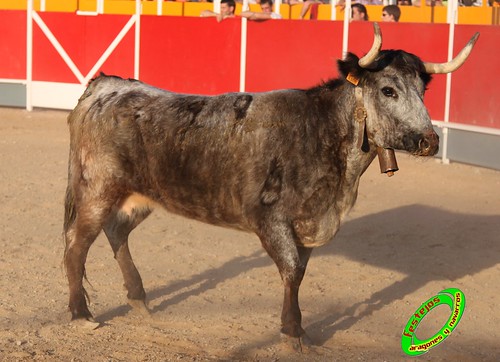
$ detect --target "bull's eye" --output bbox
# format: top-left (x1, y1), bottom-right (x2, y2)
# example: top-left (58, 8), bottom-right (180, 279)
top-left (382, 87), bottom-right (397, 98)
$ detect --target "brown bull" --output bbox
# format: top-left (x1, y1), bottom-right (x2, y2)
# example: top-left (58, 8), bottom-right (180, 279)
top-left (63, 24), bottom-right (478, 351)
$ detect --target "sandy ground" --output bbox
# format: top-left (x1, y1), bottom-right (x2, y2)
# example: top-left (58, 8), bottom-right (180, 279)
top-left (0, 107), bottom-right (499, 361)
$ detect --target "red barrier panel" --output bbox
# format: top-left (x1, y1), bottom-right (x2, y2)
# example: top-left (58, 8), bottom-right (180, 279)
top-left (451, 25), bottom-right (500, 129)
top-left (247, 21), bottom-right (454, 122)
top-left (139, 16), bottom-right (241, 95)
top-left (246, 20), bottom-right (343, 92)
top-left (0, 10), bottom-right (26, 79)
top-left (33, 13), bottom-right (135, 83)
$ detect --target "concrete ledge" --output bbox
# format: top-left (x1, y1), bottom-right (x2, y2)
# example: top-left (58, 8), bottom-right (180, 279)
top-left (0, 83), bottom-right (26, 108)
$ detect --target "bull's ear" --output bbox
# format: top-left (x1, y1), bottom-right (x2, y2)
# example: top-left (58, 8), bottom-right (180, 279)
top-left (338, 53), bottom-right (364, 83)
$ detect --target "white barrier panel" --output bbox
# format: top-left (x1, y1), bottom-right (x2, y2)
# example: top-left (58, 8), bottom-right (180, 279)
top-left (32, 81), bottom-right (86, 110)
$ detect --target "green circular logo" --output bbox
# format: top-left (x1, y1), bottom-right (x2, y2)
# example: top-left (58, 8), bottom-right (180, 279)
top-left (401, 288), bottom-right (466, 356)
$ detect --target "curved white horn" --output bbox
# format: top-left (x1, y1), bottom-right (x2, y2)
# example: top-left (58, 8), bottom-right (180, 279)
top-left (358, 23), bottom-right (383, 68)
top-left (424, 33), bottom-right (480, 74)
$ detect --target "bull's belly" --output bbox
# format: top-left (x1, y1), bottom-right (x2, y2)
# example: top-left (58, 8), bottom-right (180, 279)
top-left (117, 192), bottom-right (254, 232)
top-left (118, 184), bottom-right (358, 248)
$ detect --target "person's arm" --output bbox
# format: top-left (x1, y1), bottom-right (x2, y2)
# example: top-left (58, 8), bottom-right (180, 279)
top-left (241, 11), bottom-right (273, 20)
top-left (200, 10), bottom-right (230, 22)
top-left (200, 9), bottom-right (218, 18)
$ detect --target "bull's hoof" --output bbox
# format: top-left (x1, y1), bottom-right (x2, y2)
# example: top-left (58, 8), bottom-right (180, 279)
top-left (280, 332), bottom-right (314, 353)
top-left (128, 299), bottom-right (151, 318)
top-left (280, 333), bottom-right (331, 355)
top-left (70, 317), bottom-right (100, 330)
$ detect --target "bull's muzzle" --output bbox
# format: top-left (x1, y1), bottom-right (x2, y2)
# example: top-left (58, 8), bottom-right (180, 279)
top-left (416, 131), bottom-right (439, 156)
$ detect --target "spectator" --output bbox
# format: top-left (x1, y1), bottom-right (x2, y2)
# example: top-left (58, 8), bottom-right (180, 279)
top-left (351, 3), bottom-right (369, 21)
top-left (382, 5), bottom-right (400, 22)
top-left (241, 0), bottom-right (283, 20)
top-left (355, 0), bottom-right (382, 4)
top-left (397, 0), bottom-right (412, 5)
top-left (412, 0), bottom-right (443, 5)
top-left (200, 0), bottom-right (236, 22)
top-left (460, 0), bottom-right (483, 5)
top-left (297, 0), bottom-right (330, 20)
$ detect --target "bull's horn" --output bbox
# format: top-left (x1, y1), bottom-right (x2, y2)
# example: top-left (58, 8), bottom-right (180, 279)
top-left (358, 23), bottom-right (383, 68)
top-left (424, 33), bottom-right (480, 74)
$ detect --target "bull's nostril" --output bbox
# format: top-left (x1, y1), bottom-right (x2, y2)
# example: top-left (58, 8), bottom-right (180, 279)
top-left (419, 138), bottom-right (430, 151)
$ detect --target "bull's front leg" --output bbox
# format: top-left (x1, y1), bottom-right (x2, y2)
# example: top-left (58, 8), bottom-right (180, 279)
top-left (258, 220), bottom-right (313, 352)
top-left (280, 245), bottom-right (313, 348)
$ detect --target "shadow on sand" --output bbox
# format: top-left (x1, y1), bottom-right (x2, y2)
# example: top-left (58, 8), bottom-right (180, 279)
top-left (98, 204), bottom-right (499, 352)
top-left (307, 204), bottom-right (499, 344)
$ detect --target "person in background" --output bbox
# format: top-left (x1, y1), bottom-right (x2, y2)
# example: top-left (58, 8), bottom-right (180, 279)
top-left (241, 0), bottom-right (282, 20)
top-left (236, 0), bottom-right (261, 4)
top-left (351, 3), bottom-right (369, 21)
top-left (354, 0), bottom-right (382, 4)
top-left (200, 0), bottom-right (236, 22)
top-left (297, 0), bottom-right (331, 20)
top-left (382, 4), bottom-right (401, 22)
top-left (397, 0), bottom-right (412, 5)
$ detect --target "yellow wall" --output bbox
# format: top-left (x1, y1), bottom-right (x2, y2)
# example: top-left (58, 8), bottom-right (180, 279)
top-left (458, 6), bottom-right (493, 24)
top-left (183, 2), bottom-right (212, 17)
top-left (398, 5), bottom-right (448, 23)
top-left (289, 3), bottom-right (309, 19)
top-left (104, 0), bottom-right (136, 14)
top-left (0, 0), bottom-right (26, 10)
top-left (317, 5), bottom-right (344, 21)
top-left (140, 1), bottom-right (183, 16)
top-left (44, 0), bottom-right (78, 12)
top-left (79, 0), bottom-right (97, 12)
top-left (279, 3), bottom-right (291, 19)
top-left (0, 0), bottom-right (77, 11)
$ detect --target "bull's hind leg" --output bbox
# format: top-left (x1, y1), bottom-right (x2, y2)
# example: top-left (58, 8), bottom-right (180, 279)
top-left (103, 203), bottom-right (151, 314)
top-left (64, 191), bottom-right (113, 327)
top-left (258, 220), bottom-right (313, 352)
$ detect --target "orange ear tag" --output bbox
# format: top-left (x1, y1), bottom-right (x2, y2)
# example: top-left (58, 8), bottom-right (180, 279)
top-left (346, 73), bottom-right (359, 86)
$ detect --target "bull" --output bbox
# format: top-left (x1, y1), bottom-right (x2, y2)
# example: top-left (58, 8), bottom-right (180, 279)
top-left (63, 24), bottom-right (478, 351)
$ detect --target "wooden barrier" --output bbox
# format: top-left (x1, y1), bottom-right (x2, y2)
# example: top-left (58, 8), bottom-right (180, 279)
top-left (0, 9), bottom-right (498, 130)
top-left (0, 10), bottom-right (499, 168)
top-left (0, 1), bottom-right (497, 24)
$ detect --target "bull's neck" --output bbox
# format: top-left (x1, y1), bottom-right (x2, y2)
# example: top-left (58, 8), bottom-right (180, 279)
top-left (326, 82), bottom-right (377, 182)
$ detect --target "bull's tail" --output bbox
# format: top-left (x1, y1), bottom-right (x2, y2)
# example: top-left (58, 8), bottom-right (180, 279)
top-left (62, 174), bottom-right (76, 274)
top-left (63, 184), bottom-right (76, 243)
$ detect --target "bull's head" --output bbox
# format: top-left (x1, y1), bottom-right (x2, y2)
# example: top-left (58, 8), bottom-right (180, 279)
top-left (339, 24), bottom-right (479, 160)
